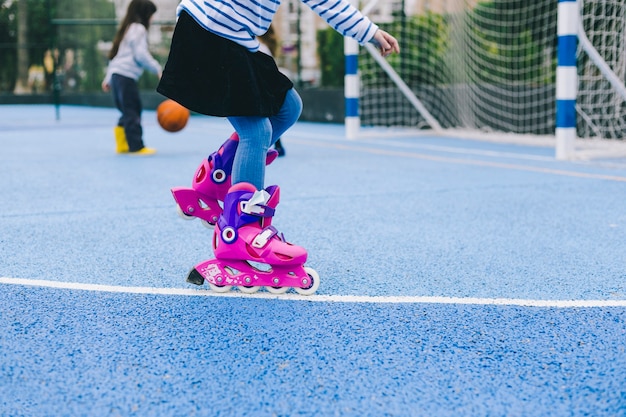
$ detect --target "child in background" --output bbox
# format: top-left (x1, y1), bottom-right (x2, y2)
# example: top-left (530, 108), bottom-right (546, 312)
top-left (160, 1), bottom-right (398, 292)
top-left (102, 0), bottom-right (162, 155)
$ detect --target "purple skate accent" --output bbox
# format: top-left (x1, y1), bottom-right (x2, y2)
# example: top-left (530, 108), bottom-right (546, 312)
top-left (266, 149), bottom-right (279, 165)
top-left (185, 182), bottom-right (319, 295)
top-left (192, 136), bottom-right (239, 200)
top-left (219, 189), bottom-right (261, 231)
top-left (196, 136), bottom-right (278, 198)
top-left (261, 185), bottom-right (279, 228)
top-left (194, 258), bottom-right (314, 290)
top-left (207, 139), bottom-right (238, 183)
top-left (171, 134), bottom-right (280, 224)
top-left (213, 185), bottom-right (307, 265)
top-left (217, 186), bottom-right (277, 241)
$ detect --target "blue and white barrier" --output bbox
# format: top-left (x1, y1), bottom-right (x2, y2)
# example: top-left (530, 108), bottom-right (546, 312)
top-left (344, 38), bottom-right (360, 139)
top-left (556, 0), bottom-right (578, 160)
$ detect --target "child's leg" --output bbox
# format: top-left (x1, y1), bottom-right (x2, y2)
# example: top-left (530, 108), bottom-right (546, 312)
top-left (226, 116), bottom-right (272, 190)
top-left (226, 89), bottom-right (302, 190)
top-left (111, 74), bottom-right (145, 152)
top-left (269, 88), bottom-right (302, 146)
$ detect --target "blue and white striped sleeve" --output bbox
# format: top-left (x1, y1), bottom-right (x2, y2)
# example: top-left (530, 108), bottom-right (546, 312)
top-left (178, 0), bottom-right (281, 51)
top-left (302, 0), bottom-right (379, 44)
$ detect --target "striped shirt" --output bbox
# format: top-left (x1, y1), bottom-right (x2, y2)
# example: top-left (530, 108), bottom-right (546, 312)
top-left (177, 0), bottom-right (379, 52)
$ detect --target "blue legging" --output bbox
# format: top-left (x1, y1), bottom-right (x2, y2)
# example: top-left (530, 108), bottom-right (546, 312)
top-left (227, 88), bottom-right (302, 190)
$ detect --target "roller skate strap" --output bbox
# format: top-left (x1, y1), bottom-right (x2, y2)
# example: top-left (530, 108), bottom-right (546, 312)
top-left (251, 226), bottom-right (279, 249)
top-left (240, 190), bottom-right (275, 218)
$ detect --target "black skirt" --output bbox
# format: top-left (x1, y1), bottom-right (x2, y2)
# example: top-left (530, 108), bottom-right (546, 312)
top-left (157, 11), bottom-right (293, 117)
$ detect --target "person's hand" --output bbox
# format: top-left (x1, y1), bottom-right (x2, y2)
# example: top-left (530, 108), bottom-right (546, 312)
top-left (101, 81), bottom-right (110, 93)
top-left (371, 30), bottom-right (400, 57)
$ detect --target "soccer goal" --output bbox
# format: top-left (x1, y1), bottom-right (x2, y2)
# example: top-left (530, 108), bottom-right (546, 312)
top-left (345, 0), bottom-right (626, 160)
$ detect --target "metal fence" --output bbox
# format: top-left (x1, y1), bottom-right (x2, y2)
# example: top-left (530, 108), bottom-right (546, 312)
top-left (0, 0), bottom-right (175, 96)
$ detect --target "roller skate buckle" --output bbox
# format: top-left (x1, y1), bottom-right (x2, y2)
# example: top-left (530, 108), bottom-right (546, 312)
top-left (171, 187), bottom-right (222, 225)
top-left (251, 227), bottom-right (278, 248)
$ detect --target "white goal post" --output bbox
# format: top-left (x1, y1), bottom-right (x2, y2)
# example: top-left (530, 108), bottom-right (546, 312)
top-left (345, 0), bottom-right (626, 160)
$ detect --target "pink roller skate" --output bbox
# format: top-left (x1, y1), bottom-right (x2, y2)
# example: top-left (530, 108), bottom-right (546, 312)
top-left (186, 182), bottom-right (320, 295)
top-left (171, 133), bottom-right (279, 226)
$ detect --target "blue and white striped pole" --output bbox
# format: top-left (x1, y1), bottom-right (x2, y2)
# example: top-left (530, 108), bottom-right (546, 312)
top-left (344, 37), bottom-right (360, 139)
top-left (556, 0), bottom-right (578, 160)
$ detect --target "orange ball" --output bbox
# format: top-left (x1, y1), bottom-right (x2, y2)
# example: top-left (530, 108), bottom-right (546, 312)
top-left (157, 99), bottom-right (189, 132)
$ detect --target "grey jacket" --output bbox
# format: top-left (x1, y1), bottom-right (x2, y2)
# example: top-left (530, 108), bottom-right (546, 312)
top-left (103, 23), bottom-right (161, 85)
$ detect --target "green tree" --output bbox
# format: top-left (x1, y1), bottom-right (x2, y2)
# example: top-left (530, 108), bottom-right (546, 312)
top-left (52, 0), bottom-right (116, 91)
top-left (14, 0), bottom-right (29, 93)
top-left (467, 1), bottom-right (556, 84)
top-left (0, 0), bottom-right (116, 93)
top-left (0, 1), bottom-right (19, 91)
top-left (359, 13), bottom-right (450, 88)
top-left (0, 0), bottom-right (50, 93)
top-left (317, 27), bottom-right (345, 87)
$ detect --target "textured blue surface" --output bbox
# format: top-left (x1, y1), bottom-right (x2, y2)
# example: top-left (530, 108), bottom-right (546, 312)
top-left (1, 105), bottom-right (626, 416)
top-left (2, 286), bottom-right (625, 416)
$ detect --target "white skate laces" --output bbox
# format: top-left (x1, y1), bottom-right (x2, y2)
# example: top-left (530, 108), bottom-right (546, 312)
top-left (240, 189), bottom-right (271, 215)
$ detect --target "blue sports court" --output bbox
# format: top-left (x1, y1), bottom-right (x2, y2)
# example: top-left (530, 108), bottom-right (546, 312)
top-left (1, 104), bottom-right (625, 416)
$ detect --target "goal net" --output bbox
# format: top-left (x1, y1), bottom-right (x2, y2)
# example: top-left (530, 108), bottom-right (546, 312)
top-left (353, 0), bottom-right (626, 159)
top-left (577, 0), bottom-right (626, 140)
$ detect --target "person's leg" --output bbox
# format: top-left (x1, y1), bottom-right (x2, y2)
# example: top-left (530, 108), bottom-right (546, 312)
top-left (273, 138), bottom-right (285, 157)
top-left (110, 76), bottom-right (129, 153)
top-left (227, 116), bottom-right (272, 190)
top-left (111, 77), bottom-right (124, 127)
top-left (269, 88), bottom-right (302, 146)
top-left (111, 74), bottom-right (145, 152)
top-left (227, 89), bottom-right (302, 190)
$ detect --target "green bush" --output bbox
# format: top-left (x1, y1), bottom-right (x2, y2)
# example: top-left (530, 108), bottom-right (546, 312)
top-left (317, 27), bottom-right (345, 87)
top-left (316, 1), bottom-right (556, 89)
top-left (0, 0), bottom-right (118, 93)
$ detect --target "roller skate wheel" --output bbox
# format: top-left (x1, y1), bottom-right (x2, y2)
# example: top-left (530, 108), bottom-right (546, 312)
top-left (239, 285), bottom-right (261, 294)
top-left (266, 277), bottom-right (289, 294)
top-left (267, 285), bottom-right (289, 294)
top-left (208, 283), bottom-right (232, 293)
top-left (221, 226), bottom-right (237, 243)
top-left (212, 169), bottom-right (227, 183)
top-left (201, 219), bottom-right (216, 228)
top-left (176, 205), bottom-right (195, 220)
top-left (294, 267), bottom-right (320, 296)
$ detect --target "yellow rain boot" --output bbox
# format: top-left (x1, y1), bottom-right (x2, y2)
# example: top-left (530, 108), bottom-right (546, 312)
top-left (129, 147), bottom-right (157, 156)
top-left (114, 126), bottom-right (129, 154)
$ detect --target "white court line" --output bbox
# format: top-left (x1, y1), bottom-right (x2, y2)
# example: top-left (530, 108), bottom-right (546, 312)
top-left (1, 277), bottom-right (625, 308)
top-left (288, 133), bottom-right (556, 162)
top-left (294, 139), bottom-right (626, 182)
